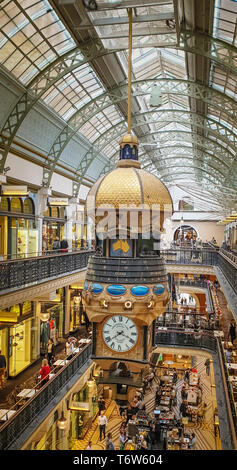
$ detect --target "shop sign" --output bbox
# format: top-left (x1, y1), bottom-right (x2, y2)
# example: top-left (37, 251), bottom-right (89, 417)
top-left (48, 197), bottom-right (68, 206)
top-left (69, 401), bottom-right (90, 412)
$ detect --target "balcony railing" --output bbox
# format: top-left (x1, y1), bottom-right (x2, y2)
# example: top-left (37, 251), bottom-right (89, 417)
top-left (0, 342), bottom-right (92, 450)
top-left (160, 248), bottom-right (218, 266)
top-left (0, 250), bottom-right (94, 292)
top-left (0, 247), bottom-right (236, 296)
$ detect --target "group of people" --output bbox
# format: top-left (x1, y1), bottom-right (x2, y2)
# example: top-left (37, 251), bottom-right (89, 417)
top-left (52, 236), bottom-right (69, 252)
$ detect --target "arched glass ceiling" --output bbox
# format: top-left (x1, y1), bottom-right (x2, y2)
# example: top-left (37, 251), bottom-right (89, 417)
top-left (0, 0), bottom-right (75, 83)
top-left (0, 0), bottom-right (236, 210)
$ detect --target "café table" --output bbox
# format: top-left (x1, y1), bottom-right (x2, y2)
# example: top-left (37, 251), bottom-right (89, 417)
top-left (214, 330), bottom-right (224, 338)
top-left (187, 390), bottom-right (198, 405)
top-left (228, 375), bottom-right (237, 382)
top-left (17, 388), bottom-right (36, 398)
top-left (227, 363), bottom-right (237, 370)
top-left (53, 359), bottom-right (69, 366)
top-left (0, 409), bottom-right (16, 421)
top-left (189, 373), bottom-right (198, 386)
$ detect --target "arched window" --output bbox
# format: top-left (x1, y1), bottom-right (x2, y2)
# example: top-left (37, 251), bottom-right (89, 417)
top-left (59, 206), bottom-right (66, 219)
top-left (51, 206), bottom-right (59, 218)
top-left (0, 196), bottom-right (10, 211)
top-left (10, 197), bottom-right (22, 213)
top-left (23, 197), bottom-right (34, 214)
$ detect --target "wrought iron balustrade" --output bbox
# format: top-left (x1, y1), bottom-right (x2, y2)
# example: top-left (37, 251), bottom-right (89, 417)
top-left (217, 250), bottom-right (237, 295)
top-left (160, 248), bottom-right (218, 266)
top-left (0, 250), bottom-right (94, 292)
top-left (0, 342), bottom-right (92, 450)
top-left (156, 327), bottom-right (217, 351)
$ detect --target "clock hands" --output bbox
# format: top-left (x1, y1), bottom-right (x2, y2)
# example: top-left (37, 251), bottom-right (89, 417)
top-left (110, 330), bottom-right (124, 341)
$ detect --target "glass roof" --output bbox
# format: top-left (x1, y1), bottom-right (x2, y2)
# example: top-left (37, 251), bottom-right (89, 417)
top-left (0, 0), bottom-right (75, 84)
top-left (0, 0), bottom-right (236, 210)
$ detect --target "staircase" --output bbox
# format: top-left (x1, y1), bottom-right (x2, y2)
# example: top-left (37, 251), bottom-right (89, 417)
top-left (70, 398), bottom-right (123, 450)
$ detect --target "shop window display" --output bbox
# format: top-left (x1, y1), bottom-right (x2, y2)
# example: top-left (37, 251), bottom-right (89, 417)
top-left (0, 195), bottom-right (37, 258)
top-left (10, 217), bottom-right (38, 258)
top-left (0, 326), bottom-right (8, 378)
top-left (9, 316), bottom-right (38, 377)
top-left (42, 205), bottom-right (66, 252)
top-left (40, 289), bottom-right (65, 354)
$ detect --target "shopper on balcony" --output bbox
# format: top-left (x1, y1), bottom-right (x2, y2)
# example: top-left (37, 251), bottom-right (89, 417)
top-left (60, 237), bottom-right (69, 252)
top-left (52, 237), bottom-right (60, 251)
top-left (0, 350), bottom-right (6, 389)
top-left (39, 358), bottom-right (51, 387)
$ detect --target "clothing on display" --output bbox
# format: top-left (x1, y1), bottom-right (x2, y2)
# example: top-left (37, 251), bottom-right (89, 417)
top-left (49, 316), bottom-right (57, 344)
top-left (40, 321), bottom-right (50, 352)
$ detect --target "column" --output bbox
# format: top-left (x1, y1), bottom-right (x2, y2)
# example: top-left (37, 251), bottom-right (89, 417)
top-left (36, 188), bottom-right (52, 255)
top-left (64, 285), bottom-right (71, 336)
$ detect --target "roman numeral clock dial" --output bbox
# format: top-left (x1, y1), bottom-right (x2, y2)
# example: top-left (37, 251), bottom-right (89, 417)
top-left (102, 316), bottom-right (138, 353)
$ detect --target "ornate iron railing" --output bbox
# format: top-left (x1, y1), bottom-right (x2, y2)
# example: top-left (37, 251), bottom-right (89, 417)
top-left (160, 248), bottom-right (218, 266)
top-left (0, 250), bottom-right (94, 292)
top-left (0, 248), bottom-right (236, 294)
top-left (0, 342), bottom-right (92, 450)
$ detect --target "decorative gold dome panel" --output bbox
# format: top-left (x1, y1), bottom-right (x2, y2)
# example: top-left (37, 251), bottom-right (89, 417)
top-left (87, 166), bottom-right (173, 210)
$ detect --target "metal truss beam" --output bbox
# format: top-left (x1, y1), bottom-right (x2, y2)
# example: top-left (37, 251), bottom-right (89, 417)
top-left (179, 30), bottom-right (237, 76)
top-left (82, 108), bottom-right (237, 167)
top-left (0, 29), bottom-right (236, 172)
top-left (99, 135), bottom-right (234, 175)
top-left (72, 110), bottom-right (237, 197)
top-left (42, 77), bottom-right (237, 186)
top-left (0, 40), bottom-right (118, 172)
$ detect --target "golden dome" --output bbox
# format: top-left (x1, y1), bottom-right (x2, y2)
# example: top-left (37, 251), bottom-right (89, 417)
top-left (87, 165), bottom-right (173, 210)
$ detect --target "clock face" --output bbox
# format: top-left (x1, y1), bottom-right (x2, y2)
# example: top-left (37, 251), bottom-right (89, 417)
top-left (102, 315), bottom-right (138, 352)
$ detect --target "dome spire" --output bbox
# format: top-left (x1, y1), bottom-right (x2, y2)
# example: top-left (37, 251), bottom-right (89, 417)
top-left (118, 8), bottom-right (139, 166)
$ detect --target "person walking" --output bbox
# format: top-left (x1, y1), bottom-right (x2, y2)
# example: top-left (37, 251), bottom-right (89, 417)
top-left (189, 433), bottom-right (196, 450)
top-left (98, 411), bottom-right (108, 441)
top-left (105, 432), bottom-right (114, 450)
top-left (98, 396), bottom-right (105, 414)
top-left (229, 321), bottom-right (236, 346)
top-left (39, 358), bottom-right (51, 386)
top-left (205, 358), bottom-right (210, 376)
top-left (155, 419), bottom-right (161, 443)
top-left (0, 350), bottom-right (6, 389)
top-left (47, 338), bottom-right (54, 366)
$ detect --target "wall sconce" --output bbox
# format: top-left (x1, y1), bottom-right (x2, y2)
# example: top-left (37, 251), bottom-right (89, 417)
top-left (57, 410), bottom-right (67, 430)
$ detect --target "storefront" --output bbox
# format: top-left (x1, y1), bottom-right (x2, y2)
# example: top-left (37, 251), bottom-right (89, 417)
top-left (39, 288), bottom-right (65, 354)
top-left (72, 204), bottom-right (87, 250)
top-left (70, 381), bottom-right (97, 439)
top-left (0, 301), bottom-right (38, 377)
top-left (42, 205), bottom-right (67, 252)
top-left (0, 194), bottom-right (38, 258)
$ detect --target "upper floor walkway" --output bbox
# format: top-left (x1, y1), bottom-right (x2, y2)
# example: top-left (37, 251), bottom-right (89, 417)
top-left (0, 247), bottom-right (236, 316)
